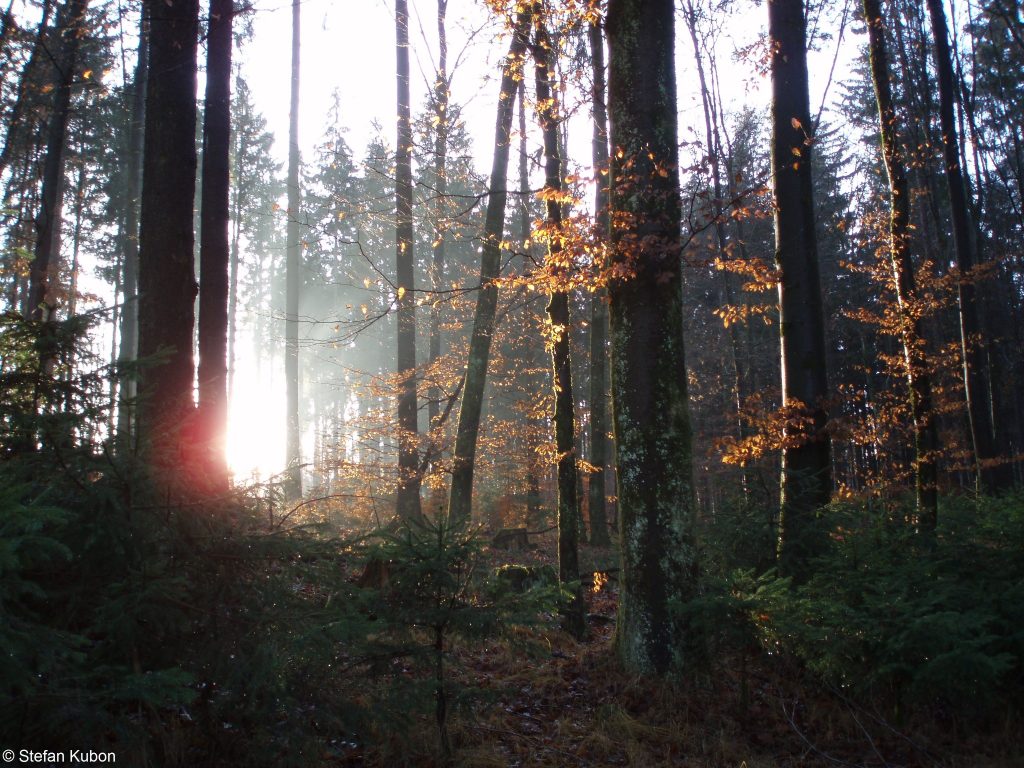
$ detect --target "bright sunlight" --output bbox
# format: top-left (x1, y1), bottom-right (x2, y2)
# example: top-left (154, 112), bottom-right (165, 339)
top-left (226, 355), bottom-right (287, 481)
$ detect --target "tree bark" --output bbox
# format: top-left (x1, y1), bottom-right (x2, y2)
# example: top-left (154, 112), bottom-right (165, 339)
top-left (606, 0), bottom-right (700, 674)
top-left (518, 78), bottom-right (544, 528)
top-left (28, 0), bottom-right (88, 321)
top-left (67, 148), bottom-right (85, 318)
top-left (227, 93), bottom-right (243, 405)
top-left (586, 18), bottom-right (612, 548)
top-left (116, 17), bottom-right (148, 449)
top-left (447, 8), bottom-right (532, 524)
top-left (684, 0), bottom-right (750, 499)
top-left (137, 0), bottom-right (200, 475)
top-left (769, 0), bottom-right (832, 577)
top-left (0, 0), bottom-right (54, 181)
top-left (864, 0), bottom-right (939, 527)
top-left (532, 6), bottom-right (584, 639)
top-left (197, 0), bottom-right (233, 492)
top-left (284, 0), bottom-right (302, 499)
top-left (427, 0), bottom-right (448, 432)
top-left (394, 0), bottom-right (422, 522)
top-left (925, 0), bottom-right (1003, 492)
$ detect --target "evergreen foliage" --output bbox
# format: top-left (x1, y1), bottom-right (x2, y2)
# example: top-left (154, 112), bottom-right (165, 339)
top-left (3, 0), bottom-right (1024, 762)
top-left (694, 493), bottom-right (1024, 722)
top-left (0, 315), bottom-right (557, 763)
top-left (354, 515), bottom-right (558, 756)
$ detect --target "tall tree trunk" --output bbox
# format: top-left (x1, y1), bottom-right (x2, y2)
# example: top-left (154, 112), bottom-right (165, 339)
top-left (137, 0), bottom-right (200, 475)
top-left (67, 148), bottom-right (85, 317)
top-left (227, 122), bottom-right (242, 404)
top-left (518, 78), bottom-right (544, 528)
top-left (864, 0), bottom-right (939, 527)
top-left (0, 0), bottom-right (53, 180)
top-left (684, 0), bottom-right (750, 499)
top-left (28, 0), bottom-right (88, 321)
top-left (925, 0), bottom-right (1002, 492)
top-left (447, 8), bottom-right (532, 524)
top-left (769, 0), bottom-right (832, 577)
top-left (284, 0), bottom-right (302, 499)
top-left (394, 0), bottom-right (422, 522)
top-left (532, 7), bottom-right (584, 639)
top-left (197, 0), bottom-right (233, 492)
top-left (427, 0), bottom-right (448, 432)
top-left (116, 18), bottom-right (148, 449)
top-left (586, 18), bottom-right (612, 547)
top-left (606, 0), bottom-right (700, 674)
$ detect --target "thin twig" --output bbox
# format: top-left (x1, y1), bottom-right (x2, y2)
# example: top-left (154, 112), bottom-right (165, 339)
top-left (781, 698), bottom-right (866, 768)
top-left (826, 683), bottom-right (938, 764)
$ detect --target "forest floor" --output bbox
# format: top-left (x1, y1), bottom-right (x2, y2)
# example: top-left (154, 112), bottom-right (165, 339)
top-left (330, 540), bottom-right (1019, 768)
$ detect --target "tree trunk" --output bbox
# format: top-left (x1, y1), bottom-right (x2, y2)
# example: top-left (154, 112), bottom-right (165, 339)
top-left (586, 18), bottom-right (612, 547)
top-left (532, 7), bottom-right (584, 639)
top-left (227, 110), bottom-right (243, 405)
top-left (394, 0), bottom-right (422, 522)
top-left (28, 0), bottom-right (88, 321)
top-left (427, 0), bottom-right (448, 432)
top-left (137, 0), bottom-right (200, 475)
top-left (518, 78), bottom-right (544, 528)
top-left (925, 0), bottom-right (1003, 492)
top-left (67, 149), bottom-right (85, 317)
top-left (284, 0), bottom-right (302, 499)
top-left (0, 0), bottom-right (53, 181)
top-left (606, 0), bottom-right (700, 674)
top-left (447, 7), bottom-right (532, 524)
top-left (684, 0), bottom-right (750, 499)
top-left (864, 0), bottom-right (940, 527)
top-left (769, 0), bottom-right (832, 577)
top-left (197, 0), bottom-right (233, 493)
top-left (116, 17), bottom-right (148, 449)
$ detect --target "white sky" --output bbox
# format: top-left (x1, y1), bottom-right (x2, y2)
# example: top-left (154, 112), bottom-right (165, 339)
top-left (237, 0), bottom-right (857, 175)
top-left (242, 0), bottom-right (507, 168)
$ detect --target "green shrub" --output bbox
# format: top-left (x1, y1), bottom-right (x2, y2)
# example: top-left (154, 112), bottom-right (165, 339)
top-left (736, 495), bottom-right (1024, 718)
top-left (0, 317), bottom-right (371, 764)
top-left (352, 516), bottom-right (558, 758)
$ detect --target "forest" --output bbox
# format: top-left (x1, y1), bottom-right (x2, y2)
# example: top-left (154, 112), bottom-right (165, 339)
top-left (1, 0), bottom-right (1023, 764)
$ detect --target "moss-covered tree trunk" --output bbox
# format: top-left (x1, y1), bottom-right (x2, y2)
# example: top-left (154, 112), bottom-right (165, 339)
top-left (137, 0), bottom-right (199, 475)
top-left (769, 0), bottom-right (832, 577)
top-left (606, 0), bottom-right (699, 674)
top-left (863, 0), bottom-right (939, 527)
top-left (447, 8), bottom-right (532, 524)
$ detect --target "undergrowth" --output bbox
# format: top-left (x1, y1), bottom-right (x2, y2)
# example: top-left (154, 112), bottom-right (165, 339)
top-left (3, 316), bottom-right (1023, 767)
top-left (693, 491), bottom-right (1024, 738)
top-left (0, 316), bottom-right (555, 765)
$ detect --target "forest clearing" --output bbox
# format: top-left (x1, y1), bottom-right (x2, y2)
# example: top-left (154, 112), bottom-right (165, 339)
top-left (2, 0), bottom-right (1024, 764)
